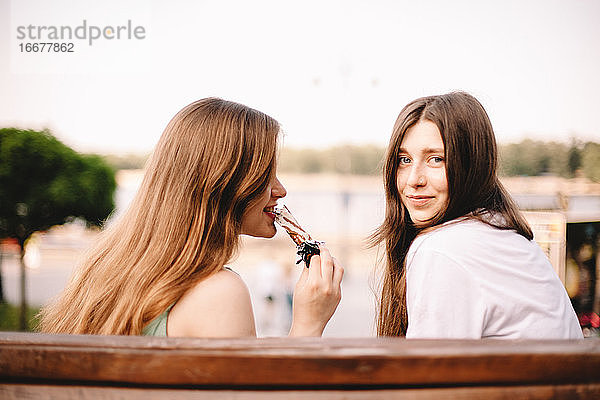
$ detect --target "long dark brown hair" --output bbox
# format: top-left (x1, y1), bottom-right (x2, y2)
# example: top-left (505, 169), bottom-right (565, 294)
top-left (372, 92), bottom-right (532, 336)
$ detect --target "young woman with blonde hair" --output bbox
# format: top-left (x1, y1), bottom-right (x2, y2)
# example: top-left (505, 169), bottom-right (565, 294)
top-left (373, 92), bottom-right (581, 339)
top-left (40, 98), bottom-right (342, 337)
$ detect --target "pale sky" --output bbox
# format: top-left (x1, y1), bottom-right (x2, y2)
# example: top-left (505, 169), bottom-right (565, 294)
top-left (1, 0), bottom-right (599, 154)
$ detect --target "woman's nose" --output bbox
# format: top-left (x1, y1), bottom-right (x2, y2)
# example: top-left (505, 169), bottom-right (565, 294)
top-left (272, 177), bottom-right (287, 198)
top-left (407, 165), bottom-right (426, 188)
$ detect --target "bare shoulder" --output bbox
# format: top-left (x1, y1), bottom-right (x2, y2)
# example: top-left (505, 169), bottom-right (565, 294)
top-left (189, 268), bottom-right (249, 298)
top-left (167, 268), bottom-right (256, 337)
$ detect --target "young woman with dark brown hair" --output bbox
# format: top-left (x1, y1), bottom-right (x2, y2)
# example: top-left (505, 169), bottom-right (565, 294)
top-left (40, 98), bottom-right (342, 337)
top-left (373, 92), bottom-right (581, 339)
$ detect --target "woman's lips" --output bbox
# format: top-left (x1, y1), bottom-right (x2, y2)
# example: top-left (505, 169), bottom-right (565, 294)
top-left (264, 206), bottom-right (277, 220)
top-left (405, 195), bottom-right (434, 207)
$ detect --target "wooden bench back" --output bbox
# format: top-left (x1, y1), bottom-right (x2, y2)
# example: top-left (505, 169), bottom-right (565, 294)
top-left (1, 332), bottom-right (599, 399)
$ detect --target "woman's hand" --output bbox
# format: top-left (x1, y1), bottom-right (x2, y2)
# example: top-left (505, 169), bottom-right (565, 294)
top-left (288, 245), bottom-right (344, 336)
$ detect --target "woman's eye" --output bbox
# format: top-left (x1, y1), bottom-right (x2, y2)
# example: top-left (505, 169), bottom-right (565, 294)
top-left (430, 156), bottom-right (444, 164)
top-left (399, 156), bottom-right (411, 164)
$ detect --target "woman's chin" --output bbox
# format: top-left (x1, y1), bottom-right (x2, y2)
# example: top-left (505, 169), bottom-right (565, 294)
top-left (264, 226), bottom-right (277, 238)
top-left (242, 226), bottom-right (276, 239)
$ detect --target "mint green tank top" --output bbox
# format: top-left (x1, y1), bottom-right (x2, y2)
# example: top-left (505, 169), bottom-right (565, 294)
top-left (142, 304), bottom-right (174, 336)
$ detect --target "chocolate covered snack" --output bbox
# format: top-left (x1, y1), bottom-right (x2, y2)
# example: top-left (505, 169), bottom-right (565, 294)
top-left (274, 205), bottom-right (321, 267)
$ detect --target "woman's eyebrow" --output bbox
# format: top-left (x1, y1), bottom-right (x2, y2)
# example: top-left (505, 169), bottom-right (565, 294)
top-left (399, 147), bottom-right (444, 154)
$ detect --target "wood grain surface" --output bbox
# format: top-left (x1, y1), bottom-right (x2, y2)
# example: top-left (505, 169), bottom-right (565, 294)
top-left (1, 333), bottom-right (599, 389)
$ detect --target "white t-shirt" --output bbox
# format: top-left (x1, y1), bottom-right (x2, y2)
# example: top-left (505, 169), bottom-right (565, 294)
top-left (405, 218), bottom-right (582, 339)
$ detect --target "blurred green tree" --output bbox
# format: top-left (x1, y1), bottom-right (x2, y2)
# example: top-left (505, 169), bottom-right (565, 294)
top-left (567, 139), bottom-right (582, 177)
top-left (0, 128), bottom-right (116, 330)
top-left (582, 142), bottom-right (600, 182)
top-left (278, 145), bottom-right (385, 175)
top-left (545, 142), bottom-right (570, 177)
top-left (499, 140), bottom-right (572, 177)
top-left (499, 140), bottom-right (549, 176)
top-left (277, 140), bottom-right (597, 179)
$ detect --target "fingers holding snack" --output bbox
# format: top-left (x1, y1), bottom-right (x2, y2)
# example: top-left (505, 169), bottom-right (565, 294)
top-left (274, 204), bottom-right (343, 336)
top-left (289, 245), bottom-right (343, 337)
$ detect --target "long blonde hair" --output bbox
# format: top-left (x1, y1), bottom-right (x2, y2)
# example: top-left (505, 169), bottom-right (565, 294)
top-left (39, 98), bottom-right (279, 335)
